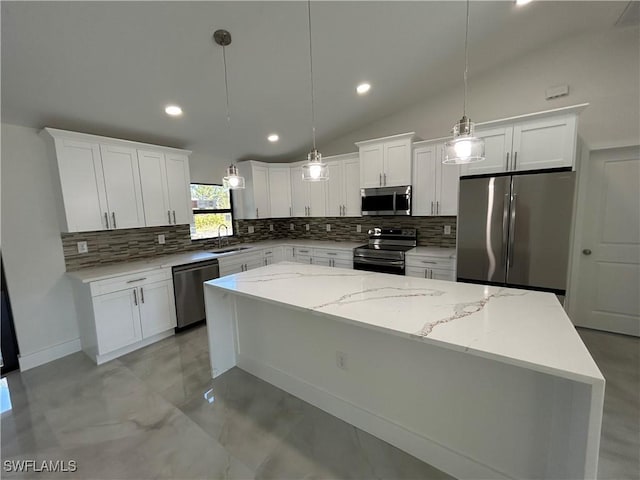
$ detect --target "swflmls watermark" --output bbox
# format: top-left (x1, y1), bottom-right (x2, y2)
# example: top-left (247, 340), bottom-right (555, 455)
top-left (3, 460), bottom-right (77, 473)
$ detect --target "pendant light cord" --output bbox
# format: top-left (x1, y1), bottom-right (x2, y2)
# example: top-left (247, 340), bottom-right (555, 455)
top-left (221, 43), bottom-right (233, 163)
top-left (307, 0), bottom-right (317, 151)
top-left (463, 0), bottom-right (470, 118)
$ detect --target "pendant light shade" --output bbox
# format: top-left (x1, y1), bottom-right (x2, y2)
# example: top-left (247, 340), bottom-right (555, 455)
top-left (222, 164), bottom-right (246, 189)
top-left (443, 0), bottom-right (485, 165)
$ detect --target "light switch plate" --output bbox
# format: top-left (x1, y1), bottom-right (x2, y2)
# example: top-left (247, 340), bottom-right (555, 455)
top-left (77, 241), bottom-right (88, 254)
top-left (290, 223), bottom-right (295, 230)
top-left (305, 224), bottom-right (310, 231)
top-left (158, 234), bottom-right (166, 244)
top-left (248, 226), bottom-right (255, 234)
top-left (269, 224), bottom-right (274, 232)
top-left (444, 225), bottom-right (452, 235)
top-left (356, 224), bottom-right (361, 233)
top-left (326, 224), bottom-right (331, 232)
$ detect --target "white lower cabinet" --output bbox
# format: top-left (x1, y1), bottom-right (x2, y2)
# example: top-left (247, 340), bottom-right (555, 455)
top-left (406, 254), bottom-right (456, 281)
top-left (72, 268), bottom-right (176, 364)
top-left (218, 250), bottom-right (265, 276)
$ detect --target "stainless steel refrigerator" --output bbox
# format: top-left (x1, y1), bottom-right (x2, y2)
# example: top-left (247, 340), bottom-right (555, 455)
top-left (457, 170), bottom-right (576, 294)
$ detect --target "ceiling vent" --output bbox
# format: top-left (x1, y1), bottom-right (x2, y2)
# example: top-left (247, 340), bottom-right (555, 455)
top-left (615, 1), bottom-right (640, 27)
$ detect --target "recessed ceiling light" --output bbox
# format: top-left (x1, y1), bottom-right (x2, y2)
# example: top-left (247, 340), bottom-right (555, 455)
top-left (165, 105), bottom-right (183, 116)
top-left (515, 0), bottom-right (533, 6)
top-left (356, 83), bottom-right (371, 95)
top-left (267, 134), bottom-right (279, 142)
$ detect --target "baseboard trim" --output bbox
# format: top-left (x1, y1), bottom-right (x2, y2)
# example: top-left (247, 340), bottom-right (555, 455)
top-left (94, 330), bottom-right (174, 365)
top-left (237, 354), bottom-right (511, 480)
top-left (19, 338), bottom-right (82, 371)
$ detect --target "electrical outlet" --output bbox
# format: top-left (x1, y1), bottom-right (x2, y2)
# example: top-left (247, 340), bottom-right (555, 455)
top-left (305, 224), bottom-right (310, 231)
top-left (290, 223), bottom-right (295, 231)
top-left (269, 224), bottom-right (274, 232)
top-left (326, 224), bottom-right (331, 232)
top-left (158, 234), bottom-right (166, 244)
top-left (248, 226), bottom-right (255, 234)
top-left (356, 224), bottom-right (361, 233)
top-left (77, 241), bottom-right (88, 254)
top-left (336, 351), bottom-right (347, 370)
top-left (444, 225), bottom-right (452, 235)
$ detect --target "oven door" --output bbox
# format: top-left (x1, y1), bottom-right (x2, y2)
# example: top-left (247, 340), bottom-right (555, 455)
top-left (353, 257), bottom-right (405, 275)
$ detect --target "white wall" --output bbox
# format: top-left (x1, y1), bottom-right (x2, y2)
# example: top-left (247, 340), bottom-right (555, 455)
top-left (1, 123), bottom-right (81, 369)
top-left (321, 26), bottom-right (640, 155)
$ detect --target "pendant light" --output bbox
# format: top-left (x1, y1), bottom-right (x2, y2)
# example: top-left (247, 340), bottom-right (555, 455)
top-left (215, 29), bottom-right (246, 190)
top-left (302, 0), bottom-right (328, 182)
top-left (443, 0), bottom-right (485, 165)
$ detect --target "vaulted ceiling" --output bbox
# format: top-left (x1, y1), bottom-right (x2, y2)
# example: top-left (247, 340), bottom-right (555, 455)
top-left (1, 1), bottom-right (629, 162)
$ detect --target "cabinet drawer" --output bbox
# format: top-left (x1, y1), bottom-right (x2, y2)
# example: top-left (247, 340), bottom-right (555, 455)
top-left (217, 251), bottom-right (263, 268)
top-left (294, 247), bottom-right (313, 256)
top-left (90, 268), bottom-right (171, 297)
top-left (406, 266), bottom-right (455, 281)
top-left (312, 248), bottom-right (353, 261)
top-left (406, 256), bottom-right (455, 270)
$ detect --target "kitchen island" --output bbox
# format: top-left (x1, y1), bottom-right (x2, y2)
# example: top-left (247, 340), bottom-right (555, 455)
top-left (204, 262), bottom-right (604, 480)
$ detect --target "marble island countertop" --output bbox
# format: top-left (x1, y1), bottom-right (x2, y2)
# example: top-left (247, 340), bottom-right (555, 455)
top-left (205, 262), bottom-right (603, 384)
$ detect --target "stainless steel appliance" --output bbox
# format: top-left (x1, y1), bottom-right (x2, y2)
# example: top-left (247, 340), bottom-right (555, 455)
top-left (457, 170), bottom-right (576, 294)
top-left (172, 259), bottom-right (219, 329)
top-left (361, 186), bottom-right (411, 216)
top-left (354, 228), bottom-right (417, 275)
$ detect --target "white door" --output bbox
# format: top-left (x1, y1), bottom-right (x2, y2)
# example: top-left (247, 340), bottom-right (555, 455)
top-left (343, 156), bottom-right (361, 217)
top-left (383, 139), bottom-right (412, 186)
top-left (512, 114), bottom-right (576, 171)
top-left (268, 167), bottom-right (292, 218)
top-left (573, 147), bottom-right (640, 336)
top-left (100, 144), bottom-right (145, 229)
top-left (465, 126), bottom-right (513, 175)
top-left (252, 164), bottom-right (270, 219)
top-left (437, 145), bottom-right (460, 216)
top-left (138, 281), bottom-right (176, 338)
top-left (412, 145), bottom-right (438, 216)
top-left (290, 165), bottom-right (308, 217)
top-left (55, 138), bottom-right (108, 232)
top-left (138, 150), bottom-right (170, 226)
top-left (165, 154), bottom-right (192, 225)
top-left (308, 181), bottom-right (327, 217)
top-left (359, 143), bottom-right (384, 188)
top-left (93, 288), bottom-right (142, 354)
top-left (325, 161), bottom-right (344, 217)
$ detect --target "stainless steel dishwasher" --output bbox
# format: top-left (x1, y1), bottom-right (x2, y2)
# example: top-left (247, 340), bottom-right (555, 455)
top-left (172, 259), bottom-right (220, 329)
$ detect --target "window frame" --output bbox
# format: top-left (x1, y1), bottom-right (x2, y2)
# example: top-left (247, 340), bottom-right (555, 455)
top-left (190, 182), bottom-right (235, 241)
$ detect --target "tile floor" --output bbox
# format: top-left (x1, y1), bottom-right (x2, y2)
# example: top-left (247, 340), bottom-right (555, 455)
top-left (1, 325), bottom-right (638, 479)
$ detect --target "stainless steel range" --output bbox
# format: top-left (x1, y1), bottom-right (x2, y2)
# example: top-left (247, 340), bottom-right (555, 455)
top-left (353, 228), bottom-right (417, 275)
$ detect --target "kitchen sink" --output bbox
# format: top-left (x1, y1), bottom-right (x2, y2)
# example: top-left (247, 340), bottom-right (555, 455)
top-left (210, 246), bottom-right (253, 254)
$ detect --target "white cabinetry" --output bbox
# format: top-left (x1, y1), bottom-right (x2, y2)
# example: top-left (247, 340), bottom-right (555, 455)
top-left (326, 153), bottom-right (360, 217)
top-left (268, 166), bottom-right (293, 218)
top-left (356, 133), bottom-right (415, 188)
top-left (312, 248), bottom-right (353, 269)
top-left (235, 161), bottom-right (271, 219)
top-left (290, 164), bottom-right (327, 217)
top-left (405, 252), bottom-right (456, 281)
top-left (218, 250), bottom-right (265, 276)
top-left (71, 268), bottom-right (176, 364)
top-left (44, 128), bottom-right (192, 232)
top-left (413, 141), bottom-right (460, 216)
top-left (463, 110), bottom-right (579, 176)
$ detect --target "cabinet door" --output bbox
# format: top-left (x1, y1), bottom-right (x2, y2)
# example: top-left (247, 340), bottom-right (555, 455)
top-left (100, 144), bottom-right (145, 229)
top-left (430, 269), bottom-right (455, 281)
top-left (283, 246), bottom-right (296, 261)
top-left (512, 114), bottom-right (576, 171)
top-left (312, 257), bottom-right (331, 267)
top-left (55, 138), bottom-right (108, 232)
top-left (245, 256), bottom-right (265, 271)
top-left (465, 126), bottom-right (513, 175)
top-left (343, 156), bottom-right (361, 217)
top-left (436, 145), bottom-right (460, 216)
top-left (165, 153), bottom-right (192, 225)
top-left (412, 145), bottom-right (438, 216)
top-left (325, 161), bottom-right (344, 217)
top-left (290, 166), bottom-right (308, 217)
top-left (332, 259), bottom-right (353, 270)
top-left (308, 181), bottom-right (327, 217)
top-left (93, 288), bottom-right (142, 354)
top-left (359, 143), bottom-right (384, 188)
top-left (383, 139), bottom-right (412, 186)
top-left (405, 266), bottom-right (427, 278)
top-left (268, 167), bottom-right (292, 218)
top-left (138, 150), bottom-right (170, 226)
top-left (252, 164), bottom-right (271, 219)
top-left (219, 262), bottom-right (243, 277)
top-left (138, 281), bottom-right (176, 338)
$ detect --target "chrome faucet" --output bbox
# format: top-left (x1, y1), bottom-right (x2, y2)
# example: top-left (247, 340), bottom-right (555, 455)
top-left (217, 224), bottom-right (229, 248)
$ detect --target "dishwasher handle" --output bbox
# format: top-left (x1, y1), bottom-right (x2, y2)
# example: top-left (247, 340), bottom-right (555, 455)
top-left (172, 260), bottom-right (220, 275)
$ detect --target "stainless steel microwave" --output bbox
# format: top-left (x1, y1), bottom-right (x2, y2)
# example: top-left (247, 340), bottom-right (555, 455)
top-left (361, 186), bottom-right (411, 216)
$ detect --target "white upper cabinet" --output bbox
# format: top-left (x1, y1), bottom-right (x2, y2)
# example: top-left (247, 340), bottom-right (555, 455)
top-left (290, 162), bottom-right (326, 217)
top-left (43, 128), bottom-right (192, 232)
top-left (326, 153), bottom-right (360, 217)
top-left (268, 165), bottom-right (292, 218)
top-left (462, 108), bottom-right (580, 176)
top-left (232, 161), bottom-right (271, 219)
top-left (412, 141), bottom-right (459, 216)
top-left (356, 133), bottom-right (415, 188)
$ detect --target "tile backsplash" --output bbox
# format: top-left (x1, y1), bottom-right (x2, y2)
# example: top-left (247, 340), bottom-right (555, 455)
top-left (61, 216), bottom-right (456, 270)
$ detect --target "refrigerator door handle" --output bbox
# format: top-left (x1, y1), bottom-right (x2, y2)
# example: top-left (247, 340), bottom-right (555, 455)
top-left (503, 194), bottom-right (510, 266)
top-left (508, 194), bottom-right (517, 268)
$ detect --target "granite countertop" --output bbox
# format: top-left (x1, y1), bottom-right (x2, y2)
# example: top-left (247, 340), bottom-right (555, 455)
top-left (205, 262), bottom-right (603, 384)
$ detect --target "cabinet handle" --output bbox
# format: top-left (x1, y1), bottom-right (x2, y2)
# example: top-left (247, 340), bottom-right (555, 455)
top-left (421, 260), bottom-right (437, 264)
top-left (264, 258), bottom-right (267, 266)
top-left (430, 201), bottom-right (434, 215)
top-left (133, 289), bottom-right (138, 306)
top-left (309, 257), bottom-right (313, 264)
top-left (430, 269), bottom-right (433, 279)
top-left (379, 173), bottom-right (382, 186)
top-left (112, 212), bottom-right (117, 229)
top-left (327, 252), bottom-right (337, 256)
top-left (126, 277), bottom-right (147, 283)
top-left (424, 269), bottom-right (427, 279)
top-left (505, 152), bottom-right (510, 171)
top-left (173, 210), bottom-right (177, 224)
top-left (513, 152), bottom-right (518, 170)
top-left (256, 208), bottom-right (259, 218)
top-left (384, 173), bottom-right (387, 186)
top-left (104, 212), bottom-right (110, 229)
top-left (290, 206), bottom-right (292, 216)
top-left (140, 287), bottom-right (144, 304)
top-left (436, 201), bottom-right (439, 215)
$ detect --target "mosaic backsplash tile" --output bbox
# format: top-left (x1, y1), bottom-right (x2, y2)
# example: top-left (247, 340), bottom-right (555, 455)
top-left (62, 216), bottom-right (456, 270)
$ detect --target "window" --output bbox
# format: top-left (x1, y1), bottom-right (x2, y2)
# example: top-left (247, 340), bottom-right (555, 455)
top-left (190, 184), bottom-right (234, 240)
